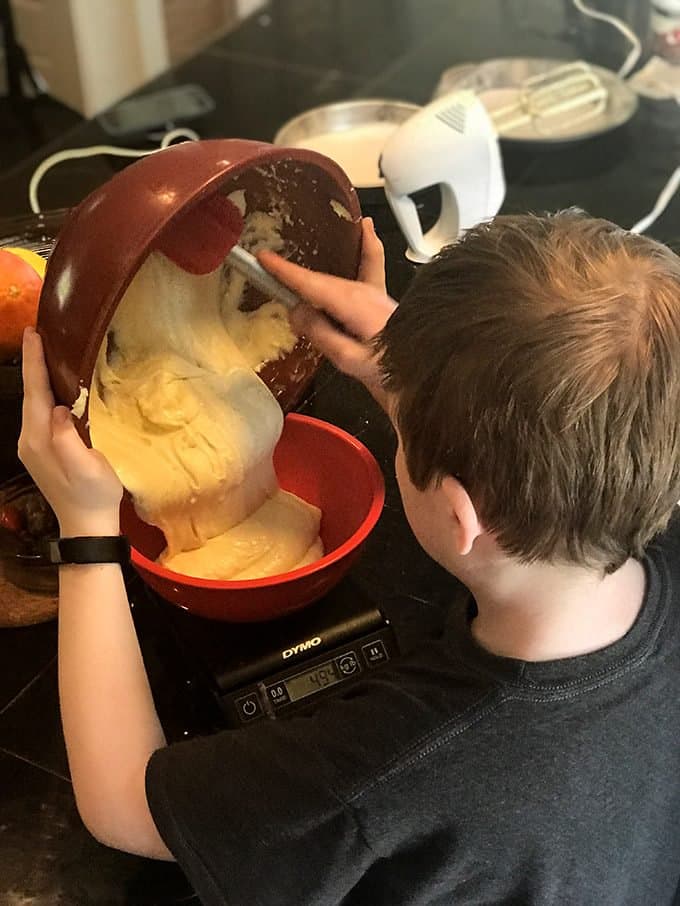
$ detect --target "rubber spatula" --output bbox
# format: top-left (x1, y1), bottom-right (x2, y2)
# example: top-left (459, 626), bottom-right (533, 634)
top-left (154, 193), bottom-right (301, 309)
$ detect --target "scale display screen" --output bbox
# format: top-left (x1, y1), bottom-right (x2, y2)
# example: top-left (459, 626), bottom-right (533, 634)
top-left (284, 660), bottom-right (343, 702)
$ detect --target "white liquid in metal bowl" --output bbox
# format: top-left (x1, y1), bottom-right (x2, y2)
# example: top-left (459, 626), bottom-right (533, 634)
top-left (289, 121), bottom-right (401, 188)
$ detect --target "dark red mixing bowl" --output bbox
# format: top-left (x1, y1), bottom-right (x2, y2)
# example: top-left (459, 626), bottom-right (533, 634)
top-left (36, 139), bottom-right (362, 430)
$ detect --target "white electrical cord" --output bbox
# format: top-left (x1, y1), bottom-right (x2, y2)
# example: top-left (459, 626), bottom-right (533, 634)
top-left (572, 0), bottom-right (679, 234)
top-left (630, 95), bottom-right (680, 234)
top-left (28, 127), bottom-right (200, 214)
top-left (630, 166), bottom-right (680, 234)
top-left (571, 0), bottom-right (642, 78)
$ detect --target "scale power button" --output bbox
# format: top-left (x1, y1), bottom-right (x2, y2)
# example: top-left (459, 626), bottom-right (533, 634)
top-left (235, 693), bottom-right (262, 722)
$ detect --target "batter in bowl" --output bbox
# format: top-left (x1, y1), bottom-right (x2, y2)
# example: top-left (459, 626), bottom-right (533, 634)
top-left (88, 207), bottom-right (323, 580)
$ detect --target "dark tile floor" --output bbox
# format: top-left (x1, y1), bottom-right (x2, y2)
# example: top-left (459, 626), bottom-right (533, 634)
top-left (0, 746), bottom-right (197, 905)
top-left (0, 0), bottom-right (678, 902)
top-left (0, 617), bottom-right (56, 711)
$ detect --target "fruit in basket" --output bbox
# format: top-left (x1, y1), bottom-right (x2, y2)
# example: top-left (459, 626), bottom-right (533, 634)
top-left (0, 247), bottom-right (45, 361)
top-left (0, 478), bottom-right (59, 621)
top-left (0, 503), bottom-right (22, 534)
top-left (0, 486), bottom-right (58, 549)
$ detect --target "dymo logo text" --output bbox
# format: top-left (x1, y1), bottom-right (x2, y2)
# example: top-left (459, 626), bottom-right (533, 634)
top-left (282, 637), bottom-right (322, 659)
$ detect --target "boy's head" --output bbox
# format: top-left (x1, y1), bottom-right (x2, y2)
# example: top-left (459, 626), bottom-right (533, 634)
top-left (376, 210), bottom-right (680, 574)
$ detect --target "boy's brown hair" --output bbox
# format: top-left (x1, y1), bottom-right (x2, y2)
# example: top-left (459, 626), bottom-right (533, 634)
top-left (377, 210), bottom-right (680, 573)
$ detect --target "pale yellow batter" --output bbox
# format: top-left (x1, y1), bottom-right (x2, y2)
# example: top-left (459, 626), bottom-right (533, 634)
top-left (88, 206), bottom-right (323, 580)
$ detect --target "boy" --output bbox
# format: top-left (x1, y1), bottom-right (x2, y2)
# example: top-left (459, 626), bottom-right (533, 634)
top-left (19, 210), bottom-right (680, 905)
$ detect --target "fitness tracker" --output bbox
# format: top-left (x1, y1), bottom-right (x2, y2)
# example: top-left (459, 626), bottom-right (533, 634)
top-left (45, 536), bottom-right (131, 566)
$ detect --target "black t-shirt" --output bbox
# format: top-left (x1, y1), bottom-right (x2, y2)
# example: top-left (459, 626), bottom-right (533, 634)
top-left (146, 516), bottom-right (680, 906)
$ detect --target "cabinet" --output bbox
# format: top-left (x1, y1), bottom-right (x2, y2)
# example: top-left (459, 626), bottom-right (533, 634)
top-left (8, 0), bottom-right (265, 116)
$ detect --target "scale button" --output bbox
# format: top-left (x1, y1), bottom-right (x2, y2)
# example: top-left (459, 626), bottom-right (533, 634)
top-left (362, 640), bottom-right (388, 666)
top-left (235, 693), bottom-right (262, 722)
top-left (267, 683), bottom-right (290, 707)
top-left (337, 652), bottom-right (359, 675)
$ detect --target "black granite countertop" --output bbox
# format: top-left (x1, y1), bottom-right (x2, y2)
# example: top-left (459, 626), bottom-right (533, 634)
top-left (0, 1), bottom-right (678, 903)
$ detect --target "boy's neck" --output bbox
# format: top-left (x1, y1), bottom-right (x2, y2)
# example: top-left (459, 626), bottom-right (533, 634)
top-left (467, 556), bottom-right (646, 662)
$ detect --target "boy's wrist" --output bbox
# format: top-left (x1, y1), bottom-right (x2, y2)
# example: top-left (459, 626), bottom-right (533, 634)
top-left (58, 513), bottom-right (121, 539)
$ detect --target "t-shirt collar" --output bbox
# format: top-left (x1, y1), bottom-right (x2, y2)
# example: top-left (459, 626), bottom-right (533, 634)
top-left (444, 548), bottom-right (669, 691)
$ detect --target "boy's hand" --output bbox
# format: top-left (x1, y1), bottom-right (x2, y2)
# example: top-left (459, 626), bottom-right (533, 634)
top-left (258, 218), bottom-right (396, 405)
top-left (19, 327), bottom-right (123, 538)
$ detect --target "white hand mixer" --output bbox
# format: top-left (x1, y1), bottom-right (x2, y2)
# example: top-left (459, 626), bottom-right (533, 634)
top-left (380, 62), bottom-right (609, 263)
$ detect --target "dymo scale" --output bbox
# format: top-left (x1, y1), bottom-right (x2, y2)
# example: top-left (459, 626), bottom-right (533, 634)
top-left (152, 580), bottom-right (399, 728)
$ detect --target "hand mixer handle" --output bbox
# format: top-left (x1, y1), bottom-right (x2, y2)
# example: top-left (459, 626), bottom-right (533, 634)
top-left (380, 90), bottom-right (505, 263)
top-left (384, 182), bottom-right (461, 264)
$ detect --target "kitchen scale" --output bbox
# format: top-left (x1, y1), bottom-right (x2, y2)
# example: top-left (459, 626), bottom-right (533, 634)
top-left (137, 578), bottom-right (399, 730)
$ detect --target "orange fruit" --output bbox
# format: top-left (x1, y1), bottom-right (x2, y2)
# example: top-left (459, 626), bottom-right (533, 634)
top-left (3, 247), bottom-right (47, 279)
top-left (0, 248), bottom-right (43, 361)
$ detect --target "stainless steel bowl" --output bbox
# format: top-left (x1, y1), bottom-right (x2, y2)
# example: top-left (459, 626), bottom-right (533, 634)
top-left (273, 99), bottom-right (420, 188)
top-left (433, 58), bottom-right (638, 147)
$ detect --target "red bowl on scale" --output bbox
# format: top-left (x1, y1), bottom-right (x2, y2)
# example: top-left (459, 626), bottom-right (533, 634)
top-left (35, 139), bottom-right (383, 621)
top-left (126, 413), bottom-right (385, 622)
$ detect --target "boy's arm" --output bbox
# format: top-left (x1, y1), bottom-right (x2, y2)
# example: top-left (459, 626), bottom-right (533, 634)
top-left (19, 329), bottom-right (173, 861)
top-left (258, 217), bottom-right (397, 412)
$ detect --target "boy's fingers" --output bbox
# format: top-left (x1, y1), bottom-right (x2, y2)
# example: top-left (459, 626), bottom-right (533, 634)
top-left (50, 407), bottom-right (95, 477)
top-left (258, 249), bottom-right (354, 308)
top-left (21, 328), bottom-right (56, 443)
top-left (51, 408), bottom-right (122, 493)
top-left (289, 303), bottom-right (339, 343)
top-left (259, 250), bottom-right (390, 340)
top-left (357, 218), bottom-right (386, 292)
top-left (21, 328), bottom-right (54, 404)
top-left (292, 306), bottom-right (368, 374)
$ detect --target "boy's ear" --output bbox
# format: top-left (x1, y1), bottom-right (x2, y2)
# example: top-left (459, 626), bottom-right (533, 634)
top-left (440, 476), bottom-right (483, 556)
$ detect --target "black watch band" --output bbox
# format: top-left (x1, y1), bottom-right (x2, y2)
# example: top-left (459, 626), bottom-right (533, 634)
top-left (45, 536), bottom-right (131, 566)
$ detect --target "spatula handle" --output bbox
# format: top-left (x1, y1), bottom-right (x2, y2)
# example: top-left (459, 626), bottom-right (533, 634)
top-left (227, 245), bottom-right (301, 310)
